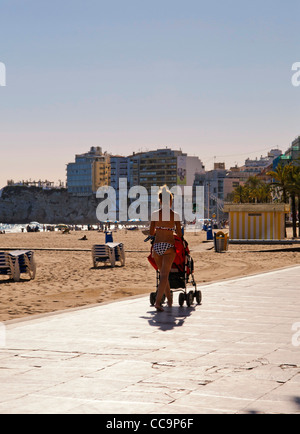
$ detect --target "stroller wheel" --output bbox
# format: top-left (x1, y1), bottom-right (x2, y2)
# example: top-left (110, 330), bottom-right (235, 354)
top-left (195, 290), bottom-right (202, 305)
top-left (178, 292), bottom-right (185, 307)
top-left (150, 292), bottom-right (156, 306)
top-left (186, 291), bottom-right (194, 307)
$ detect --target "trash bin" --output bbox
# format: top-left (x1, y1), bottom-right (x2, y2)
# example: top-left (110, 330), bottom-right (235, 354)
top-left (206, 226), bottom-right (213, 241)
top-left (105, 231), bottom-right (113, 243)
top-left (214, 231), bottom-right (229, 253)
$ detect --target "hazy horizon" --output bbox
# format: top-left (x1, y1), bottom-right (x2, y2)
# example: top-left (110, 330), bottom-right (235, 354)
top-left (1, 0), bottom-right (300, 189)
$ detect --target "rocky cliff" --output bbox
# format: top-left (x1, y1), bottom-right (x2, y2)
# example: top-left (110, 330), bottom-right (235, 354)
top-left (0, 186), bottom-right (100, 224)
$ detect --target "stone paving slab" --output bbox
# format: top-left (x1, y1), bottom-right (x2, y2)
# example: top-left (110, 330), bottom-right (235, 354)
top-left (0, 266), bottom-right (300, 414)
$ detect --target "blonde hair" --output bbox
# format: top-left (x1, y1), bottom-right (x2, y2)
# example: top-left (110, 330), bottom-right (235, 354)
top-left (158, 185), bottom-right (173, 204)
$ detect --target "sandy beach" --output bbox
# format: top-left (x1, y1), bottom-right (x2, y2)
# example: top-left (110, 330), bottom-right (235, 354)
top-left (0, 228), bottom-right (299, 322)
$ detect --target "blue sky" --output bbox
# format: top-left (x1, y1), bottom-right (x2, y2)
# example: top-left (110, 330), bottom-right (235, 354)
top-left (0, 0), bottom-right (300, 188)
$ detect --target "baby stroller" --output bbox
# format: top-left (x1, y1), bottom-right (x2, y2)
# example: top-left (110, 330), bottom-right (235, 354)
top-left (146, 235), bottom-right (202, 307)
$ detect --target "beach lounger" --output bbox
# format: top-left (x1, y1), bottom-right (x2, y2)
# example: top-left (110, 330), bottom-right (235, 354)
top-left (92, 243), bottom-right (125, 268)
top-left (0, 251), bottom-right (19, 281)
top-left (92, 244), bottom-right (116, 268)
top-left (8, 250), bottom-right (36, 281)
top-left (106, 242), bottom-right (125, 267)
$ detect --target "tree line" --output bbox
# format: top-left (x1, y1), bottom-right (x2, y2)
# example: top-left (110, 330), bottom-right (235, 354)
top-left (228, 162), bottom-right (300, 238)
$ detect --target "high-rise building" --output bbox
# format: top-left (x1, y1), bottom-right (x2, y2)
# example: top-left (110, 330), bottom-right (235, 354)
top-left (67, 147), bottom-right (110, 195)
top-left (126, 148), bottom-right (205, 191)
top-left (242, 149), bottom-right (282, 175)
top-left (110, 156), bottom-right (129, 191)
top-left (93, 153), bottom-right (111, 191)
top-left (193, 163), bottom-right (227, 220)
top-left (285, 137), bottom-right (300, 161)
top-left (138, 149), bottom-right (181, 190)
top-left (67, 146), bottom-right (205, 215)
top-left (109, 148), bottom-right (205, 220)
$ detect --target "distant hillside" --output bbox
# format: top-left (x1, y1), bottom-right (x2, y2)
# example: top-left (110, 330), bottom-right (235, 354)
top-left (0, 186), bottom-right (100, 224)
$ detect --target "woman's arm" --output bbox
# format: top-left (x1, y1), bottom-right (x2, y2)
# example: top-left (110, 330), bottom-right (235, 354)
top-left (150, 220), bottom-right (156, 236)
top-left (173, 211), bottom-right (182, 238)
top-left (175, 220), bottom-right (182, 238)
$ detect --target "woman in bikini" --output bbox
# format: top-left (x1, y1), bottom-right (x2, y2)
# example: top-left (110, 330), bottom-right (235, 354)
top-left (150, 186), bottom-right (182, 312)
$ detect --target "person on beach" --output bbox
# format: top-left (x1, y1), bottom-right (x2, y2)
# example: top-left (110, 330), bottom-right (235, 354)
top-left (150, 186), bottom-right (182, 312)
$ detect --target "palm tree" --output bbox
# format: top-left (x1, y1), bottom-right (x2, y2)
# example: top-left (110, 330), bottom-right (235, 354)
top-left (287, 166), bottom-right (300, 238)
top-left (244, 176), bottom-right (272, 204)
top-left (267, 163), bottom-right (291, 204)
top-left (256, 182), bottom-right (272, 203)
top-left (232, 177), bottom-right (272, 204)
top-left (233, 185), bottom-right (245, 203)
top-left (292, 158), bottom-right (300, 237)
top-left (286, 168), bottom-right (297, 238)
top-left (246, 176), bottom-right (262, 203)
top-left (233, 185), bottom-right (251, 203)
top-left (267, 163), bottom-right (292, 237)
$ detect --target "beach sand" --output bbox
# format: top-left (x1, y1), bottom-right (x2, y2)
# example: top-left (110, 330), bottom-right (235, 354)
top-left (0, 228), bottom-right (299, 322)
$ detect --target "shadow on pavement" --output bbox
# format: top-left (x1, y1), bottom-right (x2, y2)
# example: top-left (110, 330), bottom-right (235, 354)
top-left (141, 306), bottom-right (196, 332)
top-left (245, 396), bottom-right (300, 414)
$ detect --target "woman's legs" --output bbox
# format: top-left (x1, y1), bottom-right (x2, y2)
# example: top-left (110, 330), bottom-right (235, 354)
top-left (153, 248), bottom-right (176, 310)
top-left (165, 280), bottom-right (173, 307)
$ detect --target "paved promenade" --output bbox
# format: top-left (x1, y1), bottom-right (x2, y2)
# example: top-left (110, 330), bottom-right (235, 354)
top-left (0, 266), bottom-right (300, 414)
